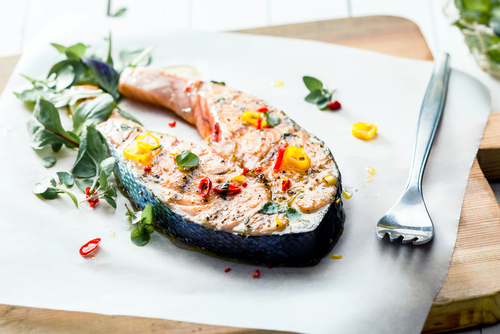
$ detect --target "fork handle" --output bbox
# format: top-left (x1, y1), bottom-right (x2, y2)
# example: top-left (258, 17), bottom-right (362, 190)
top-left (406, 54), bottom-right (451, 191)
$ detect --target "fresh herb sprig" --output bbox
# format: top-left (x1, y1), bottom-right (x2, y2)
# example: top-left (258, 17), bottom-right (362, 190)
top-left (303, 76), bottom-right (334, 110)
top-left (259, 202), bottom-right (301, 221)
top-left (33, 176), bottom-right (78, 208)
top-left (126, 204), bottom-right (155, 246)
top-left (176, 150), bottom-right (200, 168)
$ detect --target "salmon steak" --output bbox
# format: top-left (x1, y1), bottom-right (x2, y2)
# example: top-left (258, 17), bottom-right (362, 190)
top-left (97, 67), bottom-right (344, 266)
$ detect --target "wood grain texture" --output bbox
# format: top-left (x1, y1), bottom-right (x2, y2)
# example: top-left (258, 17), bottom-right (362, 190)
top-left (0, 15), bottom-right (499, 334)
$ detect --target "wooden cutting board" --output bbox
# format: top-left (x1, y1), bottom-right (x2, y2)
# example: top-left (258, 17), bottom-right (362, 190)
top-left (0, 15), bottom-right (499, 334)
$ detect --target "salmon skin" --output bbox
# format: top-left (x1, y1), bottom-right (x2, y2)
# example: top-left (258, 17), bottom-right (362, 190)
top-left (98, 67), bottom-right (345, 266)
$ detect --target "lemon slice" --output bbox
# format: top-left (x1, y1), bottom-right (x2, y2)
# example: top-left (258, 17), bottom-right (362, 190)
top-left (163, 65), bottom-right (200, 78)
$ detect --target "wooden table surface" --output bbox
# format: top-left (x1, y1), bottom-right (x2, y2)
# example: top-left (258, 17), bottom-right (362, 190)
top-left (1, 15), bottom-right (499, 334)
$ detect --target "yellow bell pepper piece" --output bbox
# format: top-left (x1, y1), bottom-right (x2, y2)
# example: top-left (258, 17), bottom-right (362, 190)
top-left (241, 111), bottom-right (267, 127)
top-left (136, 133), bottom-right (160, 150)
top-left (231, 175), bottom-right (245, 184)
top-left (322, 175), bottom-right (336, 186)
top-left (352, 122), bottom-right (377, 140)
top-left (275, 217), bottom-right (288, 231)
top-left (123, 141), bottom-right (153, 165)
top-left (282, 146), bottom-right (310, 172)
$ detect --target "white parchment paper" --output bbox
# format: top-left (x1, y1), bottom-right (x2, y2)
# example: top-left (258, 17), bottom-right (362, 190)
top-left (0, 16), bottom-right (491, 334)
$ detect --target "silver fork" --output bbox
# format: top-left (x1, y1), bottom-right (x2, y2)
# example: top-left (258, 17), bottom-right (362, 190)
top-left (376, 53), bottom-right (451, 245)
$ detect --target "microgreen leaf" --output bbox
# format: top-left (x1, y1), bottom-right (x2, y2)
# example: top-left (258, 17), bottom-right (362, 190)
top-left (303, 76), bottom-right (323, 91)
top-left (48, 60), bottom-right (86, 91)
top-left (259, 202), bottom-right (279, 214)
top-left (99, 170), bottom-right (108, 190)
top-left (75, 178), bottom-right (94, 193)
top-left (81, 57), bottom-right (120, 101)
top-left (285, 207), bottom-right (301, 221)
top-left (57, 172), bottom-right (74, 187)
top-left (141, 205), bottom-right (154, 225)
top-left (264, 112), bottom-right (280, 127)
top-left (72, 93), bottom-right (115, 135)
top-left (219, 180), bottom-right (230, 190)
top-left (99, 157), bottom-right (116, 178)
top-left (125, 204), bottom-right (142, 224)
top-left (130, 227), bottom-right (151, 246)
top-left (42, 156), bottom-right (57, 168)
top-left (316, 95), bottom-right (330, 110)
top-left (304, 90), bottom-right (323, 103)
top-left (176, 150), bottom-right (199, 168)
top-left (27, 98), bottom-right (80, 151)
top-left (71, 126), bottom-right (107, 178)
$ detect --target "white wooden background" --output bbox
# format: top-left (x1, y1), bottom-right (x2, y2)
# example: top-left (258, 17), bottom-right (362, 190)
top-left (1, 1), bottom-right (499, 333)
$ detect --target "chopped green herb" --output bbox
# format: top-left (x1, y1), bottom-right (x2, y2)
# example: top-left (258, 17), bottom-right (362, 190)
top-left (259, 202), bottom-right (279, 214)
top-left (264, 112), bottom-right (280, 127)
top-left (176, 150), bottom-right (199, 168)
top-left (127, 204), bottom-right (155, 246)
top-left (211, 80), bottom-right (226, 86)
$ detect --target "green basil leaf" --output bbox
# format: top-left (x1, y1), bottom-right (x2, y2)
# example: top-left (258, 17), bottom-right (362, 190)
top-left (49, 61), bottom-right (75, 91)
top-left (259, 202), bottom-right (279, 214)
top-left (75, 178), bottom-right (94, 193)
top-left (265, 112), bottom-right (280, 127)
top-left (27, 98), bottom-right (80, 150)
top-left (81, 57), bottom-right (120, 101)
top-left (51, 43), bottom-right (88, 59)
top-left (48, 87), bottom-right (103, 109)
top-left (52, 143), bottom-right (63, 153)
top-left (102, 194), bottom-right (117, 208)
top-left (109, 7), bottom-right (127, 17)
top-left (131, 227), bottom-right (150, 246)
top-left (116, 108), bottom-right (143, 125)
top-left (176, 150), bottom-right (199, 168)
top-left (141, 205), bottom-right (154, 225)
top-left (304, 89), bottom-right (323, 103)
top-left (285, 207), bottom-right (301, 221)
top-left (303, 76), bottom-right (323, 91)
top-left (99, 157), bottom-right (116, 178)
top-left (56, 172), bottom-right (74, 187)
top-left (71, 126), bottom-right (107, 178)
top-left (72, 93), bottom-right (115, 135)
top-left (42, 156), bottom-right (57, 168)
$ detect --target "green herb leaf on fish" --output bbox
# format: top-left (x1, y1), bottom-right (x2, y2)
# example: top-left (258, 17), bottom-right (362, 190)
top-left (259, 202), bottom-right (279, 214)
top-left (210, 80), bottom-right (226, 86)
top-left (56, 172), bottom-right (74, 187)
top-left (264, 112), bottom-right (280, 127)
top-left (176, 150), bottom-right (200, 168)
top-left (42, 156), bottom-right (57, 168)
top-left (33, 176), bottom-right (78, 207)
top-left (303, 76), bottom-right (334, 110)
top-left (285, 207), bottom-right (301, 221)
top-left (72, 93), bottom-right (115, 135)
top-left (127, 204), bottom-right (155, 246)
top-left (27, 98), bottom-right (80, 151)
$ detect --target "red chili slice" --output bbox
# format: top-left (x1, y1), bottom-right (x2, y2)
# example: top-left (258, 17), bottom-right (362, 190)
top-left (225, 268), bottom-right (231, 273)
top-left (257, 107), bottom-right (268, 113)
top-left (211, 122), bottom-right (221, 142)
top-left (199, 177), bottom-right (212, 197)
top-left (185, 84), bottom-right (193, 92)
top-left (273, 143), bottom-right (287, 171)
top-left (242, 181), bottom-right (248, 187)
top-left (328, 101), bottom-right (341, 110)
top-left (255, 166), bottom-right (263, 173)
top-left (169, 121), bottom-right (176, 128)
top-left (79, 238), bottom-right (101, 256)
top-left (213, 183), bottom-right (242, 195)
top-left (241, 168), bottom-right (248, 176)
top-left (252, 269), bottom-right (260, 279)
top-left (145, 165), bottom-right (151, 172)
top-left (256, 119), bottom-right (262, 130)
top-left (282, 179), bottom-right (291, 191)
top-left (85, 187), bottom-right (99, 209)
